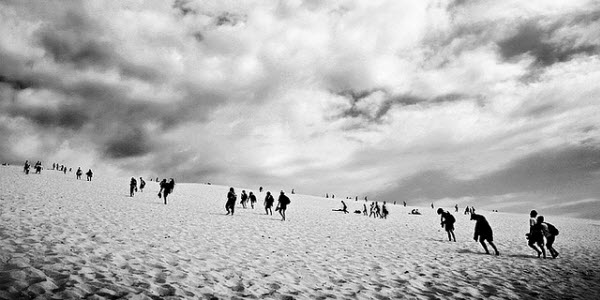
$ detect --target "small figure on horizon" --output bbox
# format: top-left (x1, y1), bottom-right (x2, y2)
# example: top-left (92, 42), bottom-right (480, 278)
top-left (527, 210), bottom-right (546, 258)
top-left (139, 177), bottom-right (146, 192)
top-left (86, 169), bottom-right (93, 181)
top-left (76, 167), bottom-right (82, 180)
top-left (264, 191), bottom-right (274, 215)
top-left (291, 189), bottom-right (295, 194)
top-left (259, 186), bottom-right (263, 193)
top-left (470, 213), bottom-right (499, 255)
top-left (381, 202), bottom-right (389, 219)
top-left (276, 190), bottom-right (290, 221)
top-left (455, 204), bottom-right (458, 213)
top-left (464, 206), bottom-right (470, 215)
top-left (23, 160), bottom-right (30, 174)
top-left (431, 203), bottom-right (434, 209)
top-left (130, 177), bottom-right (137, 197)
top-left (226, 187), bottom-right (237, 215)
top-left (403, 201), bottom-right (406, 207)
top-left (326, 193), bottom-right (329, 198)
top-left (437, 208), bottom-right (456, 242)
top-left (159, 178), bottom-right (175, 205)
top-left (333, 201), bottom-right (349, 214)
top-left (240, 190), bottom-right (248, 209)
top-left (363, 203), bottom-right (368, 216)
top-left (249, 191), bottom-right (257, 209)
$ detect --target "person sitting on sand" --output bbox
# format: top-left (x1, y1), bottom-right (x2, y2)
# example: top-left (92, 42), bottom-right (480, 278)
top-left (527, 210), bottom-right (545, 258)
top-left (537, 215), bottom-right (559, 259)
top-left (130, 177), bottom-right (137, 197)
top-left (249, 191), bottom-right (257, 209)
top-left (437, 208), bottom-right (456, 242)
top-left (240, 190), bottom-right (248, 209)
top-left (264, 191), bottom-right (274, 215)
top-left (139, 177), bottom-right (146, 192)
top-left (159, 178), bottom-right (175, 205)
top-left (226, 187), bottom-right (237, 215)
top-left (470, 213), bottom-right (499, 255)
top-left (276, 190), bottom-right (290, 221)
top-left (332, 201), bottom-right (349, 214)
top-left (86, 169), bottom-right (93, 181)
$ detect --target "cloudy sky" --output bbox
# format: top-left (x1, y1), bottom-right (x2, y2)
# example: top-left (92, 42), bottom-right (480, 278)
top-left (1, 0), bottom-right (599, 219)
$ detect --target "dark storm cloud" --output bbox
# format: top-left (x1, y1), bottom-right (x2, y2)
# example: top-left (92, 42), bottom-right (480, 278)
top-left (0, 75), bottom-right (35, 91)
top-left (104, 126), bottom-right (153, 159)
top-left (497, 21), bottom-right (599, 67)
top-left (336, 89), bottom-right (469, 123)
top-left (378, 144), bottom-right (600, 202)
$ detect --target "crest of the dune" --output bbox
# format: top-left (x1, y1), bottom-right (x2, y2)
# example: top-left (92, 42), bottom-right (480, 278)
top-left (1, 165), bottom-right (599, 299)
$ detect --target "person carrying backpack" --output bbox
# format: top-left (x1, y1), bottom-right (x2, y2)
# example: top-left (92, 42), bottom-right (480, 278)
top-left (538, 216), bottom-right (559, 258)
top-left (437, 208), bottom-right (456, 242)
top-left (276, 190), bottom-right (290, 221)
top-left (130, 177), bottom-right (137, 197)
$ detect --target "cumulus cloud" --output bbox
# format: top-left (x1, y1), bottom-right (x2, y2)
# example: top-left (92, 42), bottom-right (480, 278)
top-left (0, 0), bottom-right (599, 218)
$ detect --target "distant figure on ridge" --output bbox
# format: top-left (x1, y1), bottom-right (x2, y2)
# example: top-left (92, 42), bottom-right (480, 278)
top-left (527, 210), bottom-right (546, 258)
top-left (139, 177), bottom-right (146, 192)
top-left (226, 187), bottom-right (237, 215)
top-left (264, 191), bottom-right (274, 215)
top-left (437, 208), bottom-right (456, 242)
top-left (363, 203), bottom-right (368, 216)
top-left (76, 167), bottom-right (82, 180)
top-left (23, 160), bottom-right (30, 174)
top-left (159, 178), bottom-right (175, 205)
top-left (381, 202), bottom-right (389, 219)
top-left (259, 186), bottom-right (263, 193)
top-left (470, 213), bottom-right (499, 255)
top-left (276, 190), bottom-right (290, 221)
top-left (455, 204), bottom-right (458, 213)
top-left (130, 177), bottom-right (137, 197)
top-left (249, 191), bottom-right (257, 209)
top-left (86, 169), bottom-right (93, 181)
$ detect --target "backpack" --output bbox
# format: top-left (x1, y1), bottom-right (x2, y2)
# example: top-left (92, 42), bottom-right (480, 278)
top-left (546, 222), bottom-right (559, 236)
top-left (446, 213), bottom-right (456, 224)
top-left (282, 195), bottom-right (291, 205)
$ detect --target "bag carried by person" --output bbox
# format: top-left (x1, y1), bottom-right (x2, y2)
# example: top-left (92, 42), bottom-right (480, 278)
top-left (546, 222), bottom-right (559, 236)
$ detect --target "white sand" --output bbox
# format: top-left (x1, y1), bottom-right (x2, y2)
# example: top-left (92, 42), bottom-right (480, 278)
top-left (1, 165), bottom-right (599, 299)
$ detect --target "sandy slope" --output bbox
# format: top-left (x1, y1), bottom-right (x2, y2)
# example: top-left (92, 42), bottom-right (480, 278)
top-left (1, 166), bottom-right (599, 300)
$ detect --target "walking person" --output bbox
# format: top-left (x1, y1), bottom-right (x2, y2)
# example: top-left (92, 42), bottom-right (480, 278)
top-left (226, 187), bottom-right (237, 215)
top-left (130, 177), bottom-right (137, 197)
top-left (363, 203), bottom-right (368, 216)
top-left (139, 177), bottom-right (146, 192)
top-left (264, 191), bottom-right (274, 215)
top-left (437, 208), bottom-right (456, 242)
top-left (470, 213), bottom-right (500, 255)
top-left (249, 191), bottom-right (257, 209)
top-left (240, 190), bottom-right (248, 209)
top-left (538, 215), bottom-right (560, 258)
top-left (276, 190), bottom-right (290, 221)
top-left (159, 178), bottom-right (175, 205)
top-left (76, 167), bottom-right (82, 180)
top-left (527, 210), bottom-right (545, 258)
top-left (86, 169), bottom-right (93, 181)
top-left (381, 202), bottom-right (389, 219)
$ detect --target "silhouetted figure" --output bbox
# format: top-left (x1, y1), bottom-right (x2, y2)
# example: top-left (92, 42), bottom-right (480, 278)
top-left (356, 196), bottom-right (358, 201)
top-left (431, 203), bottom-right (434, 209)
top-left (437, 208), bottom-right (456, 242)
top-left (249, 191), bottom-right (257, 209)
top-left (403, 201), bottom-right (406, 207)
top-left (264, 191), bottom-right (274, 215)
top-left (130, 177), bottom-right (137, 197)
top-left (159, 178), bottom-right (175, 205)
top-left (527, 210), bottom-right (545, 258)
top-left (464, 206), bottom-right (470, 215)
top-left (455, 204), bottom-right (458, 213)
top-left (410, 209), bottom-right (421, 215)
top-left (34, 161), bottom-right (42, 174)
top-left (381, 202), bottom-right (389, 219)
top-left (363, 203), bottom-right (368, 216)
top-left (226, 187), bottom-right (237, 215)
top-left (326, 193), bottom-right (329, 198)
top-left (23, 160), bottom-right (30, 174)
top-left (259, 186), bottom-right (263, 193)
top-left (333, 201), bottom-right (349, 214)
top-left (538, 215), bottom-right (559, 258)
top-left (139, 177), bottom-right (145, 192)
top-left (86, 169), bottom-right (93, 181)
top-left (291, 189), bottom-right (295, 194)
top-left (374, 202), bottom-right (381, 218)
top-left (240, 190), bottom-right (248, 209)
top-left (76, 167), bottom-right (82, 180)
top-left (276, 190), bottom-right (290, 221)
top-left (332, 194), bottom-right (335, 199)
top-left (470, 213), bottom-right (499, 255)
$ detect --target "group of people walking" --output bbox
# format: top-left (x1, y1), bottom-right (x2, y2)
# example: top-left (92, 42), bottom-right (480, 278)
top-left (527, 210), bottom-right (560, 258)
top-left (226, 188), bottom-right (290, 221)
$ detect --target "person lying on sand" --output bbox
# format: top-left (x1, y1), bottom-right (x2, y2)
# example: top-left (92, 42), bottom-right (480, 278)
top-left (332, 201), bottom-right (349, 214)
top-left (470, 213), bottom-right (500, 255)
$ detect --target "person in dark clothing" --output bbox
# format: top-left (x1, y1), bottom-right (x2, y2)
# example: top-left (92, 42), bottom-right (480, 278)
top-left (139, 177), bottom-right (146, 192)
top-left (130, 177), bottom-right (137, 197)
top-left (264, 191), bottom-right (274, 215)
top-left (333, 201), bottom-right (349, 213)
top-left (23, 161), bottom-right (30, 174)
top-left (259, 186), bottom-right (263, 193)
top-left (249, 191), bottom-right (257, 209)
top-left (437, 208), bottom-right (456, 242)
top-left (240, 190), bottom-right (248, 209)
top-left (76, 167), bottom-right (82, 180)
top-left (226, 187), bottom-right (237, 215)
top-left (276, 190), bottom-right (290, 221)
top-left (470, 213), bottom-right (499, 255)
top-left (86, 169), bottom-right (93, 181)
top-left (381, 202), bottom-right (389, 219)
top-left (455, 204), bottom-right (458, 213)
top-left (538, 215), bottom-right (559, 258)
top-left (527, 210), bottom-right (545, 258)
top-left (363, 203), bottom-right (368, 216)
top-left (159, 178), bottom-right (175, 205)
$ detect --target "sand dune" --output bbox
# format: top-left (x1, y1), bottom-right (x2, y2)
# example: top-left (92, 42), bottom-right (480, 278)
top-left (1, 166), bottom-right (599, 299)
